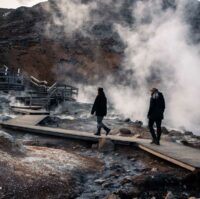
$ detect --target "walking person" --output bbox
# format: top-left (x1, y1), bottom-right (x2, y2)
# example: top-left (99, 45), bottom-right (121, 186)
top-left (91, 87), bottom-right (111, 136)
top-left (147, 88), bottom-right (165, 145)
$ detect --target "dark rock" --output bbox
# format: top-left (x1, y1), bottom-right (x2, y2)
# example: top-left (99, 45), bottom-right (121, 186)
top-left (132, 173), bottom-right (179, 189)
top-left (162, 127), bottom-right (169, 134)
top-left (183, 170), bottom-right (200, 188)
top-left (119, 128), bottom-right (132, 135)
top-left (180, 140), bottom-right (190, 146)
top-left (184, 131), bottom-right (193, 136)
top-left (124, 118), bottom-right (131, 122)
top-left (110, 163), bottom-right (123, 170)
top-left (134, 120), bottom-right (143, 127)
top-left (191, 135), bottom-right (199, 139)
top-left (120, 176), bottom-right (132, 185)
top-left (0, 131), bottom-right (25, 153)
top-left (127, 154), bottom-right (139, 159)
top-left (169, 130), bottom-right (183, 137)
top-left (116, 186), bottom-right (140, 198)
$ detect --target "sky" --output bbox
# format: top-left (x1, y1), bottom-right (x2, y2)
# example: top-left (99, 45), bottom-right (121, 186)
top-left (0, 0), bottom-right (200, 9)
top-left (0, 0), bottom-right (47, 9)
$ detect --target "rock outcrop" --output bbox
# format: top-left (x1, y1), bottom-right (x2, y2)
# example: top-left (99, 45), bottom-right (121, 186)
top-left (0, 130), bottom-right (25, 153)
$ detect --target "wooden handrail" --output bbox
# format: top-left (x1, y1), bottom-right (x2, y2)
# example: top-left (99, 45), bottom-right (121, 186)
top-left (30, 76), bottom-right (48, 85)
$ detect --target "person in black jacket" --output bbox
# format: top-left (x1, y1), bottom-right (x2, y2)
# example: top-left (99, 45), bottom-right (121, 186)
top-left (91, 87), bottom-right (111, 136)
top-left (147, 88), bottom-right (165, 145)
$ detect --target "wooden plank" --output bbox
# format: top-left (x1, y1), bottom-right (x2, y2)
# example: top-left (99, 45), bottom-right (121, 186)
top-left (1, 118), bottom-right (200, 172)
top-left (1, 122), bottom-right (99, 141)
top-left (138, 144), bottom-right (195, 171)
top-left (11, 105), bottom-right (42, 110)
top-left (12, 108), bottom-right (49, 115)
top-left (136, 139), bottom-right (200, 171)
top-left (4, 115), bottom-right (48, 126)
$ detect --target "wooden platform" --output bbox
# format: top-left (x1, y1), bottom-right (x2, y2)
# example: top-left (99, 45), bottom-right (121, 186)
top-left (4, 115), bottom-right (48, 126)
top-left (11, 105), bottom-right (42, 110)
top-left (136, 139), bottom-right (200, 172)
top-left (1, 115), bottom-right (200, 172)
top-left (12, 108), bottom-right (49, 115)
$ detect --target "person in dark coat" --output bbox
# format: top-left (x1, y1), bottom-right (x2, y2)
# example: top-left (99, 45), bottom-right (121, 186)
top-left (91, 87), bottom-right (111, 136)
top-left (147, 88), bottom-right (165, 145)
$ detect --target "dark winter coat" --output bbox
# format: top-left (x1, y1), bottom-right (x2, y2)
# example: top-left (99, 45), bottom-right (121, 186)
top-left (91, 94), bottom-right (107, 117)
top-left (148, 91), bottom-right (165, 120)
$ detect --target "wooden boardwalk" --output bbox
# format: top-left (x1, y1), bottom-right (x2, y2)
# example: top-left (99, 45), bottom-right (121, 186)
top-left (1, 115), bottom-right (200, 172)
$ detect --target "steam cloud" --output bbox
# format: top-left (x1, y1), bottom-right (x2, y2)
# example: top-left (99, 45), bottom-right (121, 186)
top-left (45, 0), bottom-right (200, 133)
top-left (111, 0), bottom-right (200, 133)
top-left (44, 0), bottom-right (97, 37)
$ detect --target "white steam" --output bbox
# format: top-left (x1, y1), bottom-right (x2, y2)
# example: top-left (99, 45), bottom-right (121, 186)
top-left (111, 0), bottom-right (200, 132)
top-left (44, 0), bottom-right (200, 133)
top-left (45, 0), bottom-right (97, 37)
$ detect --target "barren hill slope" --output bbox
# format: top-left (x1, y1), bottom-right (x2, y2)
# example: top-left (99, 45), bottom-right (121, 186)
top-left (0, 0), bottom-right (199, 84)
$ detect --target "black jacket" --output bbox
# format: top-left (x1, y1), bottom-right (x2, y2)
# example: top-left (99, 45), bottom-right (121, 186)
top-left (91, 94), bottom-right (107, 116)
top-left (148, 91), bottom-right (165, 120)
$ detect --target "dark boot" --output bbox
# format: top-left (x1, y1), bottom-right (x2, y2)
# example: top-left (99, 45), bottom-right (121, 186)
top-left (150, 140), bottom-right (156, 144)
top-left (94, 128), bottom-right (101, 136)
top-left (104, 127), bottom-right (111, 136)
top-left (155, 140), bottom-right (160, 145)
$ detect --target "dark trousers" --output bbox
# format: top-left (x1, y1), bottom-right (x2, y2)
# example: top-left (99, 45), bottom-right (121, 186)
top-left (97, 116), bottom-right (109, 134)
top-left (148, 119), bottom-right (162, 142)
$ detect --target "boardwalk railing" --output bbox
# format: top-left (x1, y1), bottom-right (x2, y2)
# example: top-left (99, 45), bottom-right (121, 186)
top-left (0, 75), bottom-right (24, 91)
top-left (20, 77), bottom-right (79, 109)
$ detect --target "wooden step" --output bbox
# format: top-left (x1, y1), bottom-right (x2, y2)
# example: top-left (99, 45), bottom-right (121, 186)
top-left (12, 108), bottom-right (50, 115)
top-left (11, 105), bottom-right (42, 110)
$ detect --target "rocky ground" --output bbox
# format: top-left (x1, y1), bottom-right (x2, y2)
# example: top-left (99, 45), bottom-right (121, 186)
top-left (1, 114), bottom-right (200, 198)
top-left (1, 99), bottom-right (200, 199)
top-left (0, 130), bottom-right (104, 199)
top-left (0, 126), bottom-right (200, 199)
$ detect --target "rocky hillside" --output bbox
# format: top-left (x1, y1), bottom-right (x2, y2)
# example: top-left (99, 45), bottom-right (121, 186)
top-left (0, 1), bottom-right (124, 84)
top-left (0, 0), bottom-right (199, 84)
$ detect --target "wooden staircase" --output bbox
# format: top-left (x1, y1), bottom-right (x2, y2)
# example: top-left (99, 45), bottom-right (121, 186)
top-left (16, 77), bottom-right (78, 109)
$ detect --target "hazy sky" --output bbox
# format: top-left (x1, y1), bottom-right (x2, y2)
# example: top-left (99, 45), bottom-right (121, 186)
top-left (0, 0), bottom-right (47, 9)
top-left (1, 0), bottom-right (200, 9)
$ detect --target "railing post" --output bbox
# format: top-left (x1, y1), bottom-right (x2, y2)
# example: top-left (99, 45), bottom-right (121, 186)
top-left (30, 93), bottom-right (32, 107)
top-left (64, 85), bottom-right (66, 102)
